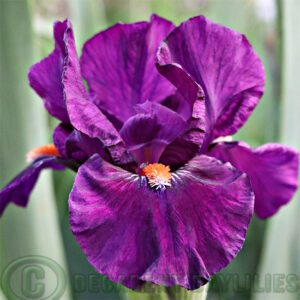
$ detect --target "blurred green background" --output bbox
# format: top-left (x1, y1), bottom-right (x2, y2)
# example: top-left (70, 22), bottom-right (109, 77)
top-left (0, 0), bottom-right (299, 299)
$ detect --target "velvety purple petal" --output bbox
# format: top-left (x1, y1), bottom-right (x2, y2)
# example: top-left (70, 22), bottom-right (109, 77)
top-left (0, 157), bottom-right (64, 216)
top-left (69, 154), bottom-right (253, 290)
top-left (80, 15), bottom-right (175, 122)
top-left (209, 141), bottom-right (299, 218)
top-left (62, 24), bottom-right (134, 166)
top-left (28, 20), bottom-right (70, 122)
top-left (120, 102), bottom-right (186, 164)
top-left (157, 64), bottom-right (206, 167)
top-left (157, 15), bottom-right (265, 146)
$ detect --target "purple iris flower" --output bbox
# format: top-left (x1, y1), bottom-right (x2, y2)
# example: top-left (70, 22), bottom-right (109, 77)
top-left (0, 15), bottom-right (298, 290)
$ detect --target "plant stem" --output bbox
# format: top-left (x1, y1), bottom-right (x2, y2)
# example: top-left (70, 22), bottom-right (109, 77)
top-left (165, 284), bottom-right (208, 300)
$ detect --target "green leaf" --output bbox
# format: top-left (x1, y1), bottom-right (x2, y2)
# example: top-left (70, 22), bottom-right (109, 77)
top-left (0, 1), bottom-right (71, 299)
top-left (253, 1), bottom-right (300, 300)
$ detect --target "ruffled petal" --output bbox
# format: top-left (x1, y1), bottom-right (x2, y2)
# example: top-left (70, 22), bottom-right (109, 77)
top-left (209, 141), bottom-right (299, 218)
top-left (62, 22), bottom-right (134, 166)
top-left (157, 15), bottom-right (265, 146)
top-left (0, 157), bottom-right (64, 216)
top-left (69, 154), bottom-right (253, 290)
top-left (28, 20), bottom-right (70, 122)
top-left (119, 102), bottom-right (187, 164)
top-left (80, 14), bottom-right (175, 122)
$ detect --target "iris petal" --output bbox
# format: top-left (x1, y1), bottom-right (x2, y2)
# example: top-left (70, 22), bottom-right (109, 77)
top-left (69, 154), bottom-right (253, 290)
top-left (28, 20), bottom-right (70, 122)
top-left (157, 15), bottom-right (265, 148)
top-left (80, 15), bottom-right (175, 122)
top-left (209, 141), bottom-right (299, 218)
top-left (62, 21), bottom-right (134, 166)
top-left (0, 157), bottom-right (64, 216)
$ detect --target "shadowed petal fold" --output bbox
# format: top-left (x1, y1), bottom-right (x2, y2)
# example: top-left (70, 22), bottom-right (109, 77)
top-left (157, 64), bottom-right (206, 167)
top-left (120, 102), bottom-right (187, 163)
top-left (80, 15), bottom-right (175, 122)
top-left (28, 20), bottom-right (70, 122)
top-left (209, 141), bottom-right (299, 218)
top-left (65, 130), bottom-right (111, 163)
top-left (157, 63), bottom-right (204, 122)
top-left (53, 123), bottom-right (73, 157)
top-left (157, 15), bottom-right (265, 147)
top-left (0, 157), bottom-right (65, 216)
top-left (69, 154), bottom-right (253, 290)
top-left (53, 122), bottom-right (111, 163)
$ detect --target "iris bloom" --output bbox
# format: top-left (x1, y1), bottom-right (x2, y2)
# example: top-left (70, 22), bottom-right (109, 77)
top-left (0, 15), bottom-right (298, 290)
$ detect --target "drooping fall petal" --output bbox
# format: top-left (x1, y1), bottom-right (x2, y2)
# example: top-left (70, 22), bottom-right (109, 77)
top-left (69, 154), bottom-right (253, 290)
top-left (209, 141), bottom-right (299, 218)
top-left (0, 157), bottom-right (64, 216)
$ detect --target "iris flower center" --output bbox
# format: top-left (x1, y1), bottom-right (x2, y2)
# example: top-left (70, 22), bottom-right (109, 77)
top-left (26, 144), bottom-right (61, 162)
top-left (142, 163), bottom-right (172, 190)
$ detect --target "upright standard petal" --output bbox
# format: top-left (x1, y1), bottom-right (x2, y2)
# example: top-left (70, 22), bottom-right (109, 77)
top-left (28, 20), bottom-right (70, 122)
top-left (0, 157), bottom-right (64, 216)
top-left (69, 154), bottom-right (253, 290)
top-left (157, 15), bottom-right (265, 146)
top-left (62, 23), bottom-right (134, 166)
top-left (209, 142), bottom-right (299, 218)
top-left (80, 15), bottom-right (175, 122)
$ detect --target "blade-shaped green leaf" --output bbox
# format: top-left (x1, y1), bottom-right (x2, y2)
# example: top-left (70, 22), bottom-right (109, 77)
top-left (253, 1), bottom-right (300, 300)
top-left (0, 1), bottom-right (71, 299)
